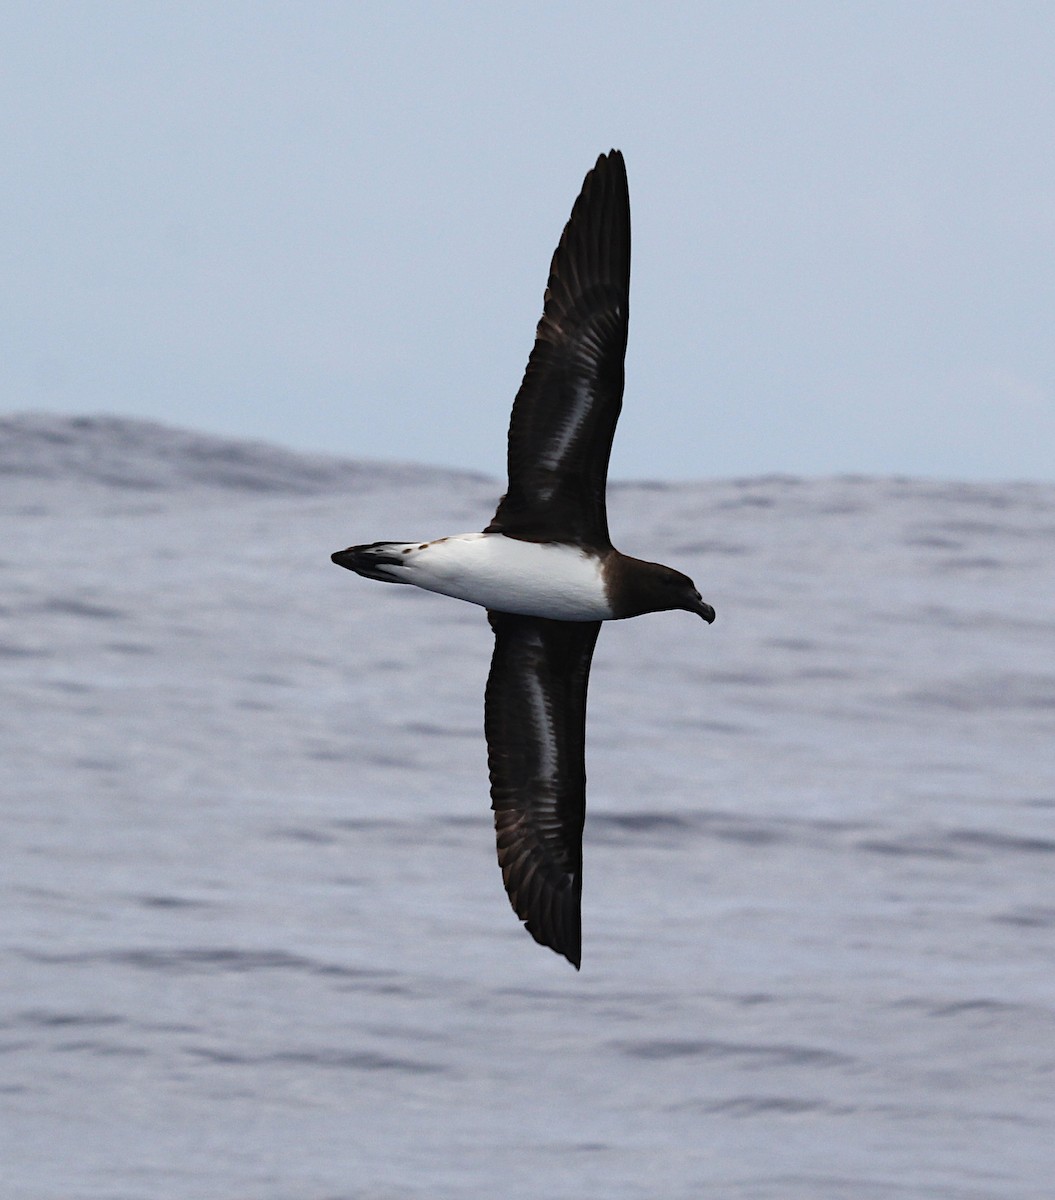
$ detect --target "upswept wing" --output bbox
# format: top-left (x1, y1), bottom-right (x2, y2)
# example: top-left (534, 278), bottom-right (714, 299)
top-left (486, 150), bottom-right (630, 551)
top-left (484, 612), bottom-right (602, 967)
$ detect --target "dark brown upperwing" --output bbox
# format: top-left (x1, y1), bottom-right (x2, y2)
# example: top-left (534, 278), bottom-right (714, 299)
top-left (486, 150), bottom-right (630, 551)
top-left (484, 612), bottom-right (602, 968)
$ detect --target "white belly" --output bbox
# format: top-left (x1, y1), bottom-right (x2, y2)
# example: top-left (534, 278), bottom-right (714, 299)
top-left (388, 533), bottom-right (613, 620)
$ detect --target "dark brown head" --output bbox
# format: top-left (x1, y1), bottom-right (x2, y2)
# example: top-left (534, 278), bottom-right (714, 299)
top-left (606, 554), bottom-right (715, 622)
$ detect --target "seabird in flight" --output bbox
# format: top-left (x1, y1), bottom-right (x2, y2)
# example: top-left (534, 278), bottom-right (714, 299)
top-left (332, 150), bottom-right (715, 967)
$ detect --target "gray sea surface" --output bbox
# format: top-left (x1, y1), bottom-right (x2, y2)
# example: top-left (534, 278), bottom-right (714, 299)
top-left (2, 414), bottom-right (1054, 1199)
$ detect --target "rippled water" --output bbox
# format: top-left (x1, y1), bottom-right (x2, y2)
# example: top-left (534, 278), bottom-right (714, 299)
top-left (3, 416), bottom-right (1054, 1199)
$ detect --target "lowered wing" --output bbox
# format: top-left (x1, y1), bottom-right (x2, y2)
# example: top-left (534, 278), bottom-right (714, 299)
top-left (484, 611), bottom-right (602, 967)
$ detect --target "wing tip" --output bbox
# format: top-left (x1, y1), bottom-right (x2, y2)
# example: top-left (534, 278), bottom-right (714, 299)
top-left (595, 147), bottom-right (625, 176)
top-left (587, 148), bottom-right (628, 202)
top-left (502, 854), bottom-right (584, 969)
top-left (525, 911), bottom-right (582, 969)
top-left (582, 147), bottom-right (628, 203)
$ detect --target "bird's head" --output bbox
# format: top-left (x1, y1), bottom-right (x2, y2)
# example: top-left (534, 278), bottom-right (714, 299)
top-left (611, 556), bottom-right (716, 622)
top-left (656, 565), bottom-right (716, 622)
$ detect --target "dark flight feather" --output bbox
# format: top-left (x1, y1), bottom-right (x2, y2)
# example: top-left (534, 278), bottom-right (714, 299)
top-left (486, 150), bottom-right (630, 551)
top-left (484, 612), bottom-right (602, 967)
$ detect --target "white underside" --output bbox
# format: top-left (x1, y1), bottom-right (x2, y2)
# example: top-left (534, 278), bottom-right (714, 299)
top-left (379, 532), bottom-right (613, 620)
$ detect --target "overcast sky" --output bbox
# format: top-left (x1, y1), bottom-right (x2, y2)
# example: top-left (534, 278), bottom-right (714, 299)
top-left (4, 2), bottom-right (1054, 480)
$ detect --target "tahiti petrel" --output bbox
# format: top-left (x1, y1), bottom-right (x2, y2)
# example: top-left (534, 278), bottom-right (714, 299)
top-left (333, 151), bottom-right (714, 967)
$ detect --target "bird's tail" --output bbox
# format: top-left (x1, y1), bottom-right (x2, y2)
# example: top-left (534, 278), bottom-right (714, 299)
top-left (330, 541), bottom-right (415, 584)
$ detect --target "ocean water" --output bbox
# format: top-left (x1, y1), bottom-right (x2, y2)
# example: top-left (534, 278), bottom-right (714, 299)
top-left (2, 415), bottom-right (1053, 1200)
